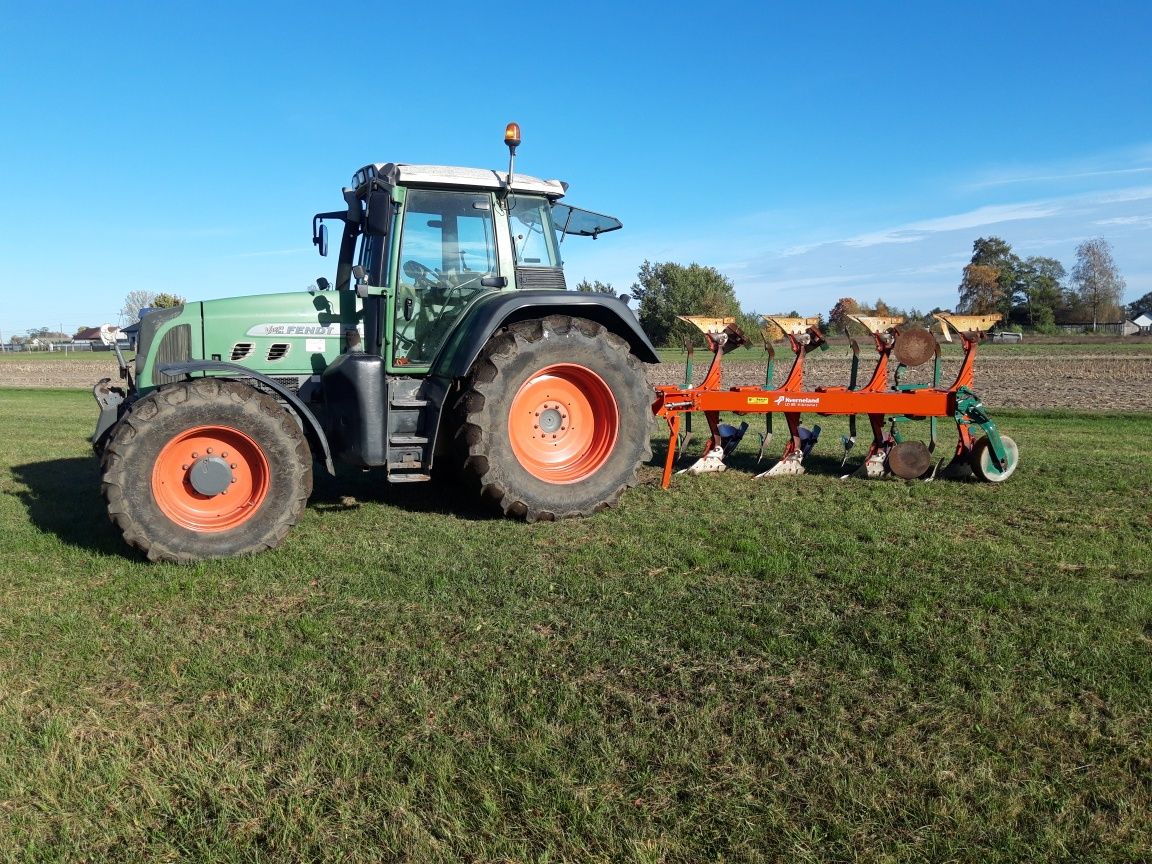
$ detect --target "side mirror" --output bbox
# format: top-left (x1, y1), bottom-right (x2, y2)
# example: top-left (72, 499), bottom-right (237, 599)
top-left (404, 297), bottom-right (414, 322)
top-left (313, 221), bottom-right (328, 257)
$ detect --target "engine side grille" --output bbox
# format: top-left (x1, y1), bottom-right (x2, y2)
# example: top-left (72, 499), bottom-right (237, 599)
top-left (231, 343), bottom-right (254, 361)
top-left (267, 343), bottom-right (290, 362)
top-left (151, 324), bottom-right (192, 385)
top-left (516, 266), bottom-right (567, 291)
top-left (270, 376), bottom-right (301, 393)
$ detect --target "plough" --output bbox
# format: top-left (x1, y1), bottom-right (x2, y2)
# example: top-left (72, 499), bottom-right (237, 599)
top-left (652, 313), bottom-right (1019, 488)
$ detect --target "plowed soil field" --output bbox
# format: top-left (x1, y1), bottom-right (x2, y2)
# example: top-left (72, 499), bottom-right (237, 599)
top-left (4, 350), bottom-right (1152, 411)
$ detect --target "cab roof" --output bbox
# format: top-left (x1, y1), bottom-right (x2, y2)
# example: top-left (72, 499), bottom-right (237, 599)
top-left (352, 163), bottom-right (566, 198)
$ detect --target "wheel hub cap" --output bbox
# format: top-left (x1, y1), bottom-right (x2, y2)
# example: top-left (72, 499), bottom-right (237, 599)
top-left (537, 405), bottom-right (566, 435)
top-left (188, 456), bottom-right (234, 496)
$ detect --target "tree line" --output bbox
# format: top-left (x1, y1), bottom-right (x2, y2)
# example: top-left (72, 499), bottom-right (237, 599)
top-left (957, 236), bottom-right (1141, 332)
top-left (579, 235), bottom-right (1143, 348)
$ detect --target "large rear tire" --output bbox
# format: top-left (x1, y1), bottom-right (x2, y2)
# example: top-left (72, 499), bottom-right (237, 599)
top-left (101, 378), bottom-right (312, 562)
top-left (455, 315), bottom-right (652, 521)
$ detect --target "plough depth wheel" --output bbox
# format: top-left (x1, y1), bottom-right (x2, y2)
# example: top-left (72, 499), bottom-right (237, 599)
top-left (970, 434), bottom-right (1019, 482)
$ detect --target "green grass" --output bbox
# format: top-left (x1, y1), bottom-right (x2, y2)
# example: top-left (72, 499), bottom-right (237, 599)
top-left (1, 389), bottom-right (1150, 862)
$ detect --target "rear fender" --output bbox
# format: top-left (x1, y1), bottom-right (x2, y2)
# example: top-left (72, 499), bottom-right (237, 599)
top-left (431, 290), bottom-right (658, 381)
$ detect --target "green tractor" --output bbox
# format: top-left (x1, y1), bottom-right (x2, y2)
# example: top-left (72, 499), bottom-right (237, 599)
top-left (94, 125), bottom-right (658, 561)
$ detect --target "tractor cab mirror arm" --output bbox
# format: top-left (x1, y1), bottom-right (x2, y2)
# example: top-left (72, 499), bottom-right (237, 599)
top-left (312, 210), bottom-right (350, 257)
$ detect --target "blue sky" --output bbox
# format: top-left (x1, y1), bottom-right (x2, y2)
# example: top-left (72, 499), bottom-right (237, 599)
top-left (2, 1), bottom-right (1150, 338)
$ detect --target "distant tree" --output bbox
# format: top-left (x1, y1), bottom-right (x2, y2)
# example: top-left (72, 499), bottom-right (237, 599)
top-left (1071, 238), bottom-right (1125, 331)
top-left (152, 292), bottom-right (186, 308)
top-left (120, 290), bottom-right (157, 325)
top-left (26, 326), bottom-right (67, 341)
top-left (958, 263), bottom-right (1004, 315)
top-left (630, 261), bottom-right (744, 347)
top-left (905, 307), bottom-right (928, 327)
top-left (575, 279), bottom-right (616, 294)
top-left (826, 297), bottom-right (861, 333)
top-left (872, 297), bottom-right (892, 317)
top-left (1126, 290), bottom-right (1152, 319)
top-left (961, 237), bottom-right (1022, 319)
top-left (1018, 256), bottom-right (1065, 329)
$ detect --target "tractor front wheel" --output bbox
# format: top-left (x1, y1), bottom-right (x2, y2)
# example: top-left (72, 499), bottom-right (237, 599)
top-left (101, 378), bottom-right (312, 561)
top-left (456, 316), bottom-right (652, 521)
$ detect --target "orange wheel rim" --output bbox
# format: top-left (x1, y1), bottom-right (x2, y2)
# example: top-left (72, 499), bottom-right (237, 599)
top-left (508, 364), bottom-right (619, 483)
top-left (152, 426), bottom-right (270, 531)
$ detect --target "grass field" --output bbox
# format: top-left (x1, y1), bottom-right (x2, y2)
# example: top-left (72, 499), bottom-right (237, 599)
top-left (1, 389), bottom-right (1150, 862)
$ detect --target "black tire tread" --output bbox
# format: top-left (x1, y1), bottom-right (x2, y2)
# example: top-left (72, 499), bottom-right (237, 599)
top-left (455, 315), bottom-right (651, 521)
top-left (101, 378), bottom-right (312, 562)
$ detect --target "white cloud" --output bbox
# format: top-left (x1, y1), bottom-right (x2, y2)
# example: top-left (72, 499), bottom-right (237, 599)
top-left (1094, 215), bottom-right (1152, 228)
top-left (971, 166), bottom-right (1152, 188)
top-left (843, 201), bottom-right (1064, 248)
top-left (1086, 185), bottom-right (1152, 205)
top-left (963, 144), bottom-right (1152, 190)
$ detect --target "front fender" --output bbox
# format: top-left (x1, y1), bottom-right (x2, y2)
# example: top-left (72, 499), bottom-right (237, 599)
top-left (157, 361), bottom-right (335, 475)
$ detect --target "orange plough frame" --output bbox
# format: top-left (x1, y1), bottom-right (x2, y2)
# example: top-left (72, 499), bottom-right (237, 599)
top-left (651, 313), bottom-right (1000, 488)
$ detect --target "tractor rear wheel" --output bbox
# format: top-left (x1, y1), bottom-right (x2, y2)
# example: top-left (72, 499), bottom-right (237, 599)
top-left (456, 315), bottom-right (652, 521)
top-left (101, 378), bottom-right (312, 561)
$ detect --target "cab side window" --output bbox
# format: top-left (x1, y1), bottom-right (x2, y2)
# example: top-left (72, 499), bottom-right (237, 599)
top-left (393, 190), bottom-right (496, 366)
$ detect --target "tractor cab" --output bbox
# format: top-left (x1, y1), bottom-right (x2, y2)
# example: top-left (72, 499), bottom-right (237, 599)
top-left (313, 129), bottom-right (621, 373)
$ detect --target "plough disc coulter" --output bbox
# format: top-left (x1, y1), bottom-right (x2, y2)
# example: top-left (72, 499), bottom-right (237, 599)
top-left (652, 313), bottom-right (1018, 488)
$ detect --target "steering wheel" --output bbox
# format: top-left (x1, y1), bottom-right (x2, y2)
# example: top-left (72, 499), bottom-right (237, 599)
top-left (403, 260), bottom-right (443, 290)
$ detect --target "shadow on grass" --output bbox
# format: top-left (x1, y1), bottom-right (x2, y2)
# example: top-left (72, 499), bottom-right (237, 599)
top-left (310, 466), bottom-right (500, 521)
top-left (11, 457), bottom-right (129, 556)
top-left (12, 457), bottom-right (500, 557)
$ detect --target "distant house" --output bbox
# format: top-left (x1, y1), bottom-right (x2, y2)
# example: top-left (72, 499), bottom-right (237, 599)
top-left (120, 321), bottom-right (142, 349)
top-left (1135, 313), bottom-right (1152, 334)
top-left (73, 326), bottom-right (106, 342)
top-left (72, 324), bottom-right (126, 350)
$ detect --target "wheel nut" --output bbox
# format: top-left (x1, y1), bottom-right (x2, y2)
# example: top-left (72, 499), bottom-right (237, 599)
top-left (206, 448), bottom-right (213, 454)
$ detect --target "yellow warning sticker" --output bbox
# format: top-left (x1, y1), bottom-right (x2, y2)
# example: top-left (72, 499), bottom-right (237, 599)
top-left (746, 397), bottom-right (772, 404)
